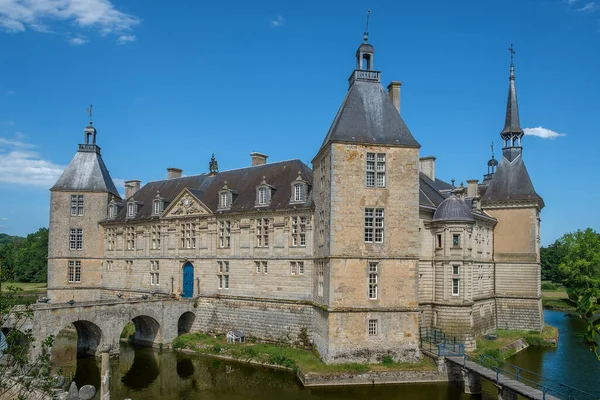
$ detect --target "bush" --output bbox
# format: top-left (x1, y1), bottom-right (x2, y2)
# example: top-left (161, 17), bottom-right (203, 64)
top-left (268, 354), bottom-right (297, 369)
top-left (212, 345), bottom-right (221, 354)
top-left (381, 356), bottom-right (394, 366)
top-left (541, 282), bottom-right (558, 291)
top-left (525, 336), bottom-right (554, 347)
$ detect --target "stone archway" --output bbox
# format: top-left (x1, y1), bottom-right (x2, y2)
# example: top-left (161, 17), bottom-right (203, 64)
top-left (177, 311), bottom-right (196, 336)
top-left (71, 320), bottom-right (103, 356)
top-left (130, 315), bottom-right (162, 347)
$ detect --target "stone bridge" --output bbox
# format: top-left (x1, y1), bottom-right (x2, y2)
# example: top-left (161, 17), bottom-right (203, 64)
top-left (2, 298), bottom-right (197, 359)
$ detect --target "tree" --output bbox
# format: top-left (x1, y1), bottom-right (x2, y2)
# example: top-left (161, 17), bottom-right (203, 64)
top-left (540, 239), bottom-right (567, 282)
top-left (558, 228), bottom-right (600, 296)
top-left (0, 286), bottom-right (56, 399)
top-left (13, 228), bottom-right (48, 283)
top-left (566, 291), bottom-right (600, 362)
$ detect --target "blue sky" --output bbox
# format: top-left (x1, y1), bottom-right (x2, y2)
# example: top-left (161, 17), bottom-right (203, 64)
top-left (0, 0), bottom-right (598, 245)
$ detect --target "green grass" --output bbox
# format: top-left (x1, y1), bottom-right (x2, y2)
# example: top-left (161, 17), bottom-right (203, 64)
top-left (120, 322), bottom-right (136, 340)
top-left (473, 325), bottom-right (558, 360)
top-left (542, 287), bottom-right (575, 311)
top-left (1, 282), bottom-right (47, 293)
top-left (172, 332), bottom-right (437, 374)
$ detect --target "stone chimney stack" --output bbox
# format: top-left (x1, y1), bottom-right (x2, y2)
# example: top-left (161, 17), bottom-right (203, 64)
top-left (419, 156), bottom-right (436, 181)
top-left (250, 152), bottom-right (268, 166)
top-left (124, 180), bottom-right (141, 199)
top-left (467, 179), bottom-right (479, 198)
top-left (167, 168), bottom-right (182, 179)
top-left (387, 81), bottom-right (402, 113)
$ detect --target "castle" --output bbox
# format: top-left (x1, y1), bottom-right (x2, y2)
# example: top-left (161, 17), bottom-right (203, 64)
top-left (47, 35), bottom-right (544, 363)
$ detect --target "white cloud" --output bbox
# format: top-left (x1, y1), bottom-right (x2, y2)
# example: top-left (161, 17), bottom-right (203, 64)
top-left (0, 136), bottom-right (65, 187)
top-left (68, 36), bottom-right (88, 45)
top-left (116, 34), bottom-right (134, 44)
top-left (270, 15), bottom-right (285, 27)
top-left (575, 2), bottom-right (598, 11)
top-left (6, 90), bottom-right (14, 95)
top-left (567, 0), bottom-right (579, 4)
top-left (523, 126), bottom-right (567, 139)
top-left (0, 0), bottom-right (141, 38)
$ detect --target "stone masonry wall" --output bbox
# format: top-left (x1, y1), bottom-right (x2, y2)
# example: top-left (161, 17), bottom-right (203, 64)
top-left (496, 297), bottom-right (543, 331)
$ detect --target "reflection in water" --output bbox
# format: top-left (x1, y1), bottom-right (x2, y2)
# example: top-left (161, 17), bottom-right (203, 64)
top-left (120, 345), bottom-right (160, 390)
top-left (176, 355), bottom-right (195, 379)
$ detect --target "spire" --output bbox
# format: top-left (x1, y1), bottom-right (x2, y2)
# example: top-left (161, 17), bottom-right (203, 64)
top-left (500, 44), bottom-right (524, 148)
top-left (83, 104), bottom-right (97, 146)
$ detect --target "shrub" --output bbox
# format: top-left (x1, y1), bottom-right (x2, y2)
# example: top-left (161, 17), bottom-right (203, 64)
top-left (268, 354), bottom-right (296, 369)
top-left (381, 356), bottom-right (394, 366)
top-left (212, 345), bottom-right (221, 354)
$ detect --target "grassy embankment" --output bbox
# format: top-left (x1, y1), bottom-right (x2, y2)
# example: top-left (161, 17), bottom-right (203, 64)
top-left (541, 281), bottom-right (575, 311)
top-left (1, 282), bottom-right (47, 305)
top-left (172, 332), bottom-right (436, 374)
top-left (471, 325), bottom-right (558, 360)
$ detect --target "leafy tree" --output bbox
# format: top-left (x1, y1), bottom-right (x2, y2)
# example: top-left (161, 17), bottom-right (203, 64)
top-left (558, 228), bottom-right (600, 296)
top-left (566, 291), bottom-right (600, 362)
top-left (0, 235), bottom-right (24, 282)
top-left (541, 239), bottom-right (567, 282)
top-left (13, 228), bottom-right (48, 283)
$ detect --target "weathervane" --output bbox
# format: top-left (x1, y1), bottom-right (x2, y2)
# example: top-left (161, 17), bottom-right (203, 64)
top-left (87, 104), bottom-right (93, 125)
top-left (491, 142), bottom-right (495, 157)
top-left (363, 9), bottom-right (371, 42)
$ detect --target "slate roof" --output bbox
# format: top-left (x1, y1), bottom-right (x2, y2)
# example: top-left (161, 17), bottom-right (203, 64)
top-left (107, 160), bottom-right (313, 222)
top-left (481, 148), bottom-right (544, 207)
top-left (433, 193), bottom-right (474, 222)
top-left (501, 64), bottom-right (524, 139)
top-left (319, 80), bottom-right (420, 152)
top-left (51, 146), bottom-right (120, 198)
top-left (419, 173), bottom-right (448, 208)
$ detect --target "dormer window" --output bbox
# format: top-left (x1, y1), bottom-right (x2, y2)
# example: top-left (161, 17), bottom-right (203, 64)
top-left (108, 204), bottom-right (117, 219)
top-left (153, 199), bottom-right (163, 215)
top-left (127, 202), bottom-right (137, 218)
top-left (290, 171), bottom-right (309, 204)
top-left (220, 192), bottom-right (230, 208)
top-left (255, 176), bottom-right (273, 207)
top-left (218, 181), bottom-right (234, 211)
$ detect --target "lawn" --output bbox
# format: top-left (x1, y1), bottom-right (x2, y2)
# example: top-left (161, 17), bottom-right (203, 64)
top-left (472, 325), bottom-right (558, 359)
top-left (172, 332), bottom-right (437, 374)
top-left (0, 282), bottom-right (47, 293)
top-left (541, 286), bottom-right (575, 310)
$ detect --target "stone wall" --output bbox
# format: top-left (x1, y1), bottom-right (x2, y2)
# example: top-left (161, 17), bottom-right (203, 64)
top-left (496, 297), bottom-right (543, 331)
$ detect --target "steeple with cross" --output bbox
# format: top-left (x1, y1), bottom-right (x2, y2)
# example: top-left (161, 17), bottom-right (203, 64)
top-left (500, 44), bottom-right (524, 149)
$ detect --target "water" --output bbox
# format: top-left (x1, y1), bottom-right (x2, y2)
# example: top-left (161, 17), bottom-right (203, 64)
top-left (51, 309), bottom-right (599, 400)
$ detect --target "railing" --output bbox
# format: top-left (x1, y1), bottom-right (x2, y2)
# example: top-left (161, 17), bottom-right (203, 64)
top-left (419, 326), bottom-right (465, 356)
top-left (348, 69), bottom-right (381, 86)
top-left (459, 353), bottom-right (599, 400)
top-left (78, 144), bottom-right (101, 153)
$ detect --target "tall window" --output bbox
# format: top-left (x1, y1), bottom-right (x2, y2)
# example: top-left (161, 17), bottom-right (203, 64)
top-left (368, 319), bottom-right (378, 336)
top-left (106, 228), bottom-right (115, 250)
top-left (151, 225), bottom-right (161, 250)
top-left (127, 202), bottom-right (136, 217)
top-left (317, 261), bottom-right (324, 297)
top-left (255, 260), bottom-right (268, 274)
top-left (258, 187), bottom-right (268, 205)
top-left (318, 211), bottom-right (325, 245)
top-left (68, 260), bottom-right (81, 283)
top-left (452, 265), bottom-right (460, 296)
top-left (366, 153), bottom-right (386, 187)
top-left (125, 227), bottom-right (136, 250)
top-left (256, 218), bottom-right (269, 247)
top-left (150, 260), bottom-right (160, 286)
top-left (106, 260), bottom-right (114, 271)
top-left (153, 199), bottom-right (163, 215)
top-left (364, 208), bottom-right (384, 243)
top-left (290, 261), bottom-right (304, 275)
top-left (452, 234), bottom-right (461, 248)
top-left (219, 220), bottom-right (231, 248)
top-left (294, 184), bottom-right (304, 202)
top-left (368, 262), bottom-right (378, 299)
top-left (217, 261), bottom-right (229, 289)
top-left (70, 195), bottom-right (84, 216)
top-left (436, 234), bottom-right (443, 249)
top-left (291, 216), bottom-right (306, 247)
top-left (69, 228), bottom-right (83, 250)
top-left (180, 223), bottom-right (196, 249)
top-left (220, 192), bottom-right (230, 209)
top-left (108, 204), bottom-right (117, 218)
top-left (319, 157), bottom-right (326, 191)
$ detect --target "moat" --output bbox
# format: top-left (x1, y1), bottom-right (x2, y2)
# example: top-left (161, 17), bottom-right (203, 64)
top-left (51, 310), bottom-right (600, 400)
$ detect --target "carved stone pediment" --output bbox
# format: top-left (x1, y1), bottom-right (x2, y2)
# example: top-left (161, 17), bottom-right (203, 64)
top-left (163, 191), bottom-right (211, 218)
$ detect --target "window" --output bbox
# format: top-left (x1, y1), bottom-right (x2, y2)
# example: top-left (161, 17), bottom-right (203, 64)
top-left (180, 223), bottom-right (196, 249)
top-left (368, 262), bottom-right (378, 300)
top-left (452, 278), bottom-right (460, 296)
top-left (153, 199), bottom-right (163, 215)
top-left (68, 260), bottom-right (81, 283)
top-left (290, 261), bottom-right (304, 275)
top-left (150, 260), bottom-right (160, 285)
top-left (70, 195), bottom-right (84, 216)
top-left (452, 234), bottom-right (461, 248)
top-left (291, 216), bottom-right (307, 247)
top-left (220, 192), bottom-right (230, 209)
top-left (108, 204), bottom-right (117, 218)
top-left (318, 211), bottom-right (325, 245)
top-left (452, 265), bottom-right (460, 275)
top-left (254, 261), bottom-right (267, 274)
top-left (106, 260), bottom-right (114, 271)
top-left (368, 319), bottom-right (378, 336)
top-left (317, 260), bottom-right (325, 297)
top-left (258, 187), bottom-right (268, 205)
top-left (125, 227), bottom-right (136, 250)
top-left (366, 153), bottom-right (386, 187)
top-left (364, 208), bottom-right (384, 243)
top-left (106, 228), bottom-right (115, 250)
top-left (256, 218), bottom-right (269, 247)
top-left (319, 157), bottom-right (326, 191)
top-left (262, 261), bottom-right (268, 274)
top-left (69, 228), bottom-right (83, 250)
top-left (219, 220), bottom-right (231, 248)
top-left (127, 202), bottom-right (136, 218)
top-left (126, 260), bottom-right (133, 271)
top-left (218, 261), bottom-right (229, 289)
top-left (294, 184), bottom-right (304, 202)
top-left (151, 225), bottom-right (161, 250)
top-left (436, 234), bottom-right (442, 248)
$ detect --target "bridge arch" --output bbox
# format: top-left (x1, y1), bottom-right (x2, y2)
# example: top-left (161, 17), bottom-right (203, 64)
top-left (51, 320), bottom-right (104, 357)
top-left (177, 311), bottom-right (196, 336)
top-left (129, 315), bottom-right (162, 347)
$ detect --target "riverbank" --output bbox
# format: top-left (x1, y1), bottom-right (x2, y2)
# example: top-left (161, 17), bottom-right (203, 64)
top-left (471, 325), bottom-right (558, 360)
top-left (542, 286), bottom-right (576, 311)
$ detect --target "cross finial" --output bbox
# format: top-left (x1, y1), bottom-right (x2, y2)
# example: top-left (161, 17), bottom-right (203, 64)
top-left (363, 9), bottom-right (371, 42)
top-left (508, 44), bottom-right (515, 66)
top-left (491, 142), bottom-right (495, 157)
top-left (87, 104), bottom-right (93, 125)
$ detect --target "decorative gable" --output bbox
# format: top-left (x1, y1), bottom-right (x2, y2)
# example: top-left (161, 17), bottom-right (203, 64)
top-left (162, 190), bottom-right (211, 218)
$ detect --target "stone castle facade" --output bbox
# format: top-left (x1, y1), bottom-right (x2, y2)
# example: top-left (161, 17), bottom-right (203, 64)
top-left (47, 37), bottom-right (544, 363)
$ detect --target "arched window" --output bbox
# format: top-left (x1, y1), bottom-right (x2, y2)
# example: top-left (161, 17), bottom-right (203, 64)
top-left (108, 205), bottom-right (117, 218)
top-left (127, 202), bottom-right (136, 217)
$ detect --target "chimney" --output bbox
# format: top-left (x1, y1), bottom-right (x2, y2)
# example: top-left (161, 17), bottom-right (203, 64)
top-left (167, 168), bottom-right (182, 179)
top-left (387, 81), bottom-right (402, 113)
top-left (419, 156), bottom-right (436, 181)
top-left (124, 180), bottom-right (141, 199)
top-left (467, 179), bottom-right (479, 198)
top-left (250, 152), bottom-right (268, 166)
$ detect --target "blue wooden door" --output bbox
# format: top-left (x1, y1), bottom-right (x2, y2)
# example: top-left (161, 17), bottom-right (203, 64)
top-left (182, 263), bottom-right (194, 298)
